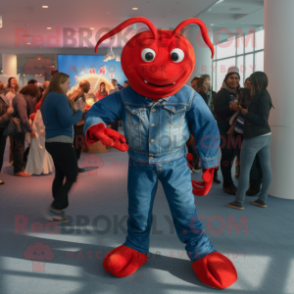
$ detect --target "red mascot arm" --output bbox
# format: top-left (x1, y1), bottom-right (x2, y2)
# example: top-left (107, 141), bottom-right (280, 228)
top-left (86, 123), bottom-right (129, 152)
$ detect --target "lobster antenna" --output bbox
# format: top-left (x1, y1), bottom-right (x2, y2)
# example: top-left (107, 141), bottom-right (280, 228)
top-left (173, 18), bottom-right (214, 58)
top-left (95, 17), bottom-right (158, 52)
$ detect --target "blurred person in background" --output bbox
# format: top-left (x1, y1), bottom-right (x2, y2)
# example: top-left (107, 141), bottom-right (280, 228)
top-left (214, 71), bottom-right (241, 195)
top-left (6, 77), bottom-right (20, 164)
top-left (187, 77), bottom-right (202, 173)
top-left (96, 82), bottom-right (108, 100)
top-left (12, 84), bottom-right (39, 177)
top-left (69, 80), bottom-right (90, 173)
top-left (200, 74), bottom-right (220, 184)
top-left (43, 81), bottom-right (50, 92)
top-left (244, 77), bottom-right (251, 89)
top-left (109, 79), bottom-right (122, 94)
top-left (201, 74), bottom-right (217, 113)
top-left (0, 82), bottom-right (14, 185)
top-left (28, 79), bottom-right (38, 86)
top-left (191, 77), bottom-right (199, 92)
top-left (6, 77), bottom-right (19, 107)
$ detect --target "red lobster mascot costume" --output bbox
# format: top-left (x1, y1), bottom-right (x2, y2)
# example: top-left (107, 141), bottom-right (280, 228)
top-left (84, 17), bottom-right (237, 289)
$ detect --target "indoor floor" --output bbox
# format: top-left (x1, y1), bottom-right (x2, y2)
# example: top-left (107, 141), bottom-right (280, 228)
top-left (0, 139), bottom-right (293, 294)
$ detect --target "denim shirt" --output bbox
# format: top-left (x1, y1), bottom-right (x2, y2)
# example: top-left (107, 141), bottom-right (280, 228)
top-left (84, 85), bottom-right (220, 168)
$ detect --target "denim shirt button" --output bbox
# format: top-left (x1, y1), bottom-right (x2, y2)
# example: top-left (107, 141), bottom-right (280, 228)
top-left (150, 139), bottom-right (155, 142)
top-left (150, 157), bottom-right (153, 160)
top-left (151, 123), bottom-right (155, 127)
top-left (152, 109), bottom-right (156, 112)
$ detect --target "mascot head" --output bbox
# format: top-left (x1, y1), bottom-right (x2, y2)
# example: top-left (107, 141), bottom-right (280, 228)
top-left (95, 17), bottom-right (214, 100)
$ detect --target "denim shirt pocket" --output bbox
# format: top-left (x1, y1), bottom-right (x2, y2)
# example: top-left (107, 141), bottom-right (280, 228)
top-left (125, 105), bottom-right (148, 151)
top-left (125, 106), bottom-right (146, 126)
top-left (163, 105), bottom-right (186, 128)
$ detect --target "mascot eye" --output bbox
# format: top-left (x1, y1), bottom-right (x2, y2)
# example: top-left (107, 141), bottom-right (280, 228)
top-left (141, 48), bottom-right (156, 62)
top-left (170, 49), bottom-right (184, 63)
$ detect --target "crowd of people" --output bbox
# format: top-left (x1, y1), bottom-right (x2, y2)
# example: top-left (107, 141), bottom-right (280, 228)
top-left (189, 68), bottom-right (273, 210)
top-left (0, 73), bottom-right (130, 221)
top-left (0, 67), bottom-right (273, 220)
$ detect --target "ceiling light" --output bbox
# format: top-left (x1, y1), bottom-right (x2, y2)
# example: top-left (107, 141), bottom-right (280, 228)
top-left (211, 23), bottom-right (214, 26)
top-left (42, 5), bottom-right (48, 8)
top-left (47, 27), bottom-right (52, 30)
top-left (27, 42), bottom-right (31, 45)
top-left (90, 27), bottom-right (94, 30)
top-left (132, 7), bottom-right (138, 10)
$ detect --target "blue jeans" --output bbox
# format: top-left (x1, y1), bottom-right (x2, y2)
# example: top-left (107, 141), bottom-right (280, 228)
top-left (124, 156), bottom-right (216, 262)
top-left (235, 135), bottom-right (272, 204)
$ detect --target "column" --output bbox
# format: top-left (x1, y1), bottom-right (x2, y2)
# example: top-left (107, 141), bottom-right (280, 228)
top-left (183, 25), bottom-right (213, 84)
top-left (1, 54), bottom-right (18, 85)
top-left (264, 0), bottom-right (294, 199)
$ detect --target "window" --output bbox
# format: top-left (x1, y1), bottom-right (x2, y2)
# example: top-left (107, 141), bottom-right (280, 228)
top-left (255, 30), bottom-right (264, 51)
top-left (245, 54), bottom-right (254, 77)
top-left (216, 37), bottom-right (236, 59)
top-left (255, 51), bottom-right (264, 72)
top-left (236, 36), bottom-right (244, 56)
top-left (216, 58), bottom-right (236, 91)
top-left (237, 56), bottom-right (244, 86)
top-left (211, 30), bottom-right (264, 92)
top-left (245, 31), bottom-right (255, 53)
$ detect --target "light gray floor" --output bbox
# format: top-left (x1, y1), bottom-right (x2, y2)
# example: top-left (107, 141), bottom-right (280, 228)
top-left (0, 138), bottom-right (293, 294)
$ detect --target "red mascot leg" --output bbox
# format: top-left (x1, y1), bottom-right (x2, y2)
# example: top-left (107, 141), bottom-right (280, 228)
top-left (103, 245), bottom-right (148, 278)
top-left (192, 252), bottom-right (237, 289)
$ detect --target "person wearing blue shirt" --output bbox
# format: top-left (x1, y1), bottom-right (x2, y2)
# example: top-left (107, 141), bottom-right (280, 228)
top-left (41, 72), bottom-right (85, 222)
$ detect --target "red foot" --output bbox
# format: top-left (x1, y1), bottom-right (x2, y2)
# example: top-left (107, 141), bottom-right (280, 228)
top-left (103, 245), bottom-right (148, 278)
top-left (192, 252), bottom-right (237, 289)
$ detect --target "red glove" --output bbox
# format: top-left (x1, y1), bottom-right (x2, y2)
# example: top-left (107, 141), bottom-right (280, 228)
top-left (86, 123), bottom-right (129, 152)
top-left (192, 168), bottom-right (216, 196)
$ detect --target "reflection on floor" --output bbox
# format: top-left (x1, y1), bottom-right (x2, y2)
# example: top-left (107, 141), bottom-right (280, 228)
top-left (0, 138), bottom-right (293, 294)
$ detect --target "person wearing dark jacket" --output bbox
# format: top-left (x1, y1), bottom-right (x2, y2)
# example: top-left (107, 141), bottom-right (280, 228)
top-left (237, 80), bottom-right (263, 196)
top-left (200, 74), bottom-right (219, 183)
top-left (0, 82), bottom-right (14, 185)
top-left (227, 72), bottom-right (273, 210)
top-left (214, 71), bottom-right (241, 194)
top-left (12, 85), bottom-right (39, 177)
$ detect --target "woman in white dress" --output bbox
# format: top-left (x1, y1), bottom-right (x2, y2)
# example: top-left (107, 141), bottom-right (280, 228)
top-left (25, 93), bottom-right (54, 175)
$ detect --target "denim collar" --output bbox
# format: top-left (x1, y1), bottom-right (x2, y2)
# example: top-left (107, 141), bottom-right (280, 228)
top-left (144, 96), bottom-right (172, 104)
